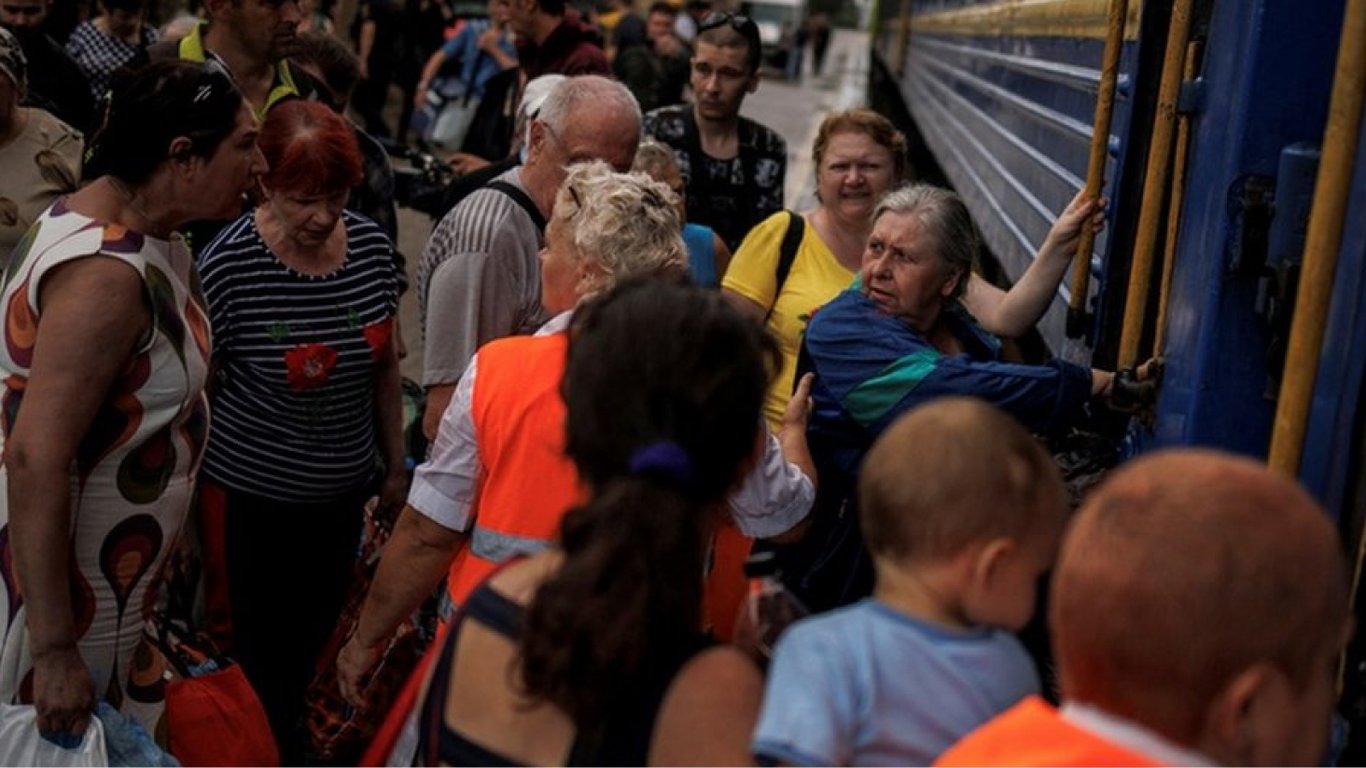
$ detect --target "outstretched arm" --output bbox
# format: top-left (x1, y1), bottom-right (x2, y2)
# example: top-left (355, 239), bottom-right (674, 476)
top-left (415, 47), bottom-right (451, 107)
top-left (340, 359), bottom-right (484, 705)
top-left (964, 191), bottom-right (1105, 338)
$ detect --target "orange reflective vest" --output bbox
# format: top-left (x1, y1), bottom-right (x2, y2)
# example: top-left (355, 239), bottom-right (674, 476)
top-left (445, 329), bottom-right (755, 637)
top-left (935, 696), bottom-right (1165, 767)
top-left (446, 332), bottom-right (585, 605)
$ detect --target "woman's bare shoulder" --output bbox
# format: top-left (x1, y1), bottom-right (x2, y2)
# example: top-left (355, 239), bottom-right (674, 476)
top-left (650, 645), bottom-right (763, 766)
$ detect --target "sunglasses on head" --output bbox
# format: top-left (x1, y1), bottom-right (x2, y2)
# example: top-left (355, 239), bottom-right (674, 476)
top-left (699, 10), bottom-right (756, 35)
top-left (195, 56), bottom-right (239, 103)
top-left (697, 10), bottom-right (761, 69)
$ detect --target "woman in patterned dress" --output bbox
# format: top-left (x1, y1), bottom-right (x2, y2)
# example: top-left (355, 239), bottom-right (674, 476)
top-left (0, 60), bottom-right (263, 739)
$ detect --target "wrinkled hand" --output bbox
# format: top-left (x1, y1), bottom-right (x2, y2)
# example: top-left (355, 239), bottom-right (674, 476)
top-left (1106, 358), bottom-right (1163, 413)
top-left (477, 28), bottom-right (501, 53)
top-left (1040, 191), bottom-right (1107, 262)
top-left (337, 632), bottom-right (385, 709)
top-left (445, 152), bottom-right (491, 177)
top-left (32, 647), bottom-right (94, 741)
top-left (781, 373), bottom-right (815, 435)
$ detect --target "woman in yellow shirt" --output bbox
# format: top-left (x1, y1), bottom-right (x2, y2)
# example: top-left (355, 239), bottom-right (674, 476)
top-left (723, 108), bottom-right (1101, 429)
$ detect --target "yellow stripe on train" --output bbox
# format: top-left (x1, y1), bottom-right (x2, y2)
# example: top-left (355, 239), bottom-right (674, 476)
top-left (909, 0), bottom-right (1142, 40)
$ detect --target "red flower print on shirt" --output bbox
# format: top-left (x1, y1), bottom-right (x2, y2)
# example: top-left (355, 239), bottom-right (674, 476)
top-left (362, 318), bottom-right (394, 360)
top-left (284, 343), bottom-right (338, 391)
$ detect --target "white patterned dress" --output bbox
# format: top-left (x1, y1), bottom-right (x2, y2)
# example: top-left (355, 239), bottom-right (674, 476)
top-left (0, 198), bottom-right (211, 737)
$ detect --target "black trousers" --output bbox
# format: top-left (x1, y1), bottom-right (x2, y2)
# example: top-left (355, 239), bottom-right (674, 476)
top-left (222, 481), bottom-right (368, 763)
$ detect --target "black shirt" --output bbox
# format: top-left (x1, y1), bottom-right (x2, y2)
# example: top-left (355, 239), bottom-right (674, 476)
top-left (643, 103), bottom-right (787, 252)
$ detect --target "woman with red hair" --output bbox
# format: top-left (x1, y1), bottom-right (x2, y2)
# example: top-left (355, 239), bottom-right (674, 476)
top-left (196, 99), bottom-right (405, 761)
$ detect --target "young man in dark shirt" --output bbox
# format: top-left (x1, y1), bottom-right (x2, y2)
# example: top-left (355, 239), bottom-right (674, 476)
top-left (642, 11), bottom-right (784, 252)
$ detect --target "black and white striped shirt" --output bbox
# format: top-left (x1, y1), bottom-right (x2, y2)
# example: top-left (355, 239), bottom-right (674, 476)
top-left (198, 210), bottom-right (399, 501)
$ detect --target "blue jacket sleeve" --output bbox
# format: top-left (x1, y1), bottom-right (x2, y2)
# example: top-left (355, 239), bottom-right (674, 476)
top-left (803, 290), bottom-right (1091, 438)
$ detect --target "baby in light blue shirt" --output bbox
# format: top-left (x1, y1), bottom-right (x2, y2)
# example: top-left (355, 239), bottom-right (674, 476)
top-left (752, 398), bottom-right (1070, 766)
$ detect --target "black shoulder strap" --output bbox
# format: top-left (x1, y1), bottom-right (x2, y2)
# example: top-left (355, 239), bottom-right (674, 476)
top-left (775, 210), bottom-right (804, 294)
top-left (486, 179), bottom-right (548, 234)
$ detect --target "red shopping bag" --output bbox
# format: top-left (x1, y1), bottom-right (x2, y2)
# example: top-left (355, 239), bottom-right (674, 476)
top-left (153, 614), bottom-right (279, 767)
top-left (166, 665), bottom-right (279, 767)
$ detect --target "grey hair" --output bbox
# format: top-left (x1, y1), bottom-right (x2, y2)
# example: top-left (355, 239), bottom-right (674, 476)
top-left (537, 75), bottom-right (642, 136)
top-left (553, 160), bottom-right (688, 299)
top-left (631, 139), bottom-right (680, 179)
top-left (873, 183), bottom-right (979, 299)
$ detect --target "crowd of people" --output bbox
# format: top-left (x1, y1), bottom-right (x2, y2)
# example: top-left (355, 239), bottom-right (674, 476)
top-left (0, 0), bottom-right (1354, 766)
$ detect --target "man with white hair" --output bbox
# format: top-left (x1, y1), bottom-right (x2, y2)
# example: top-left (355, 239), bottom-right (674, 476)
top-left (436, 73), bottom-right (566, 216)
top-left (415, 74), bottom-right (641, 439)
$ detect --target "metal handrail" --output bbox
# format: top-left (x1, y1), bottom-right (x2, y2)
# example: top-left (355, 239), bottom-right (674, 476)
top-left (1154, 40), bottom-right (1202, 356)
top-left (1268, 0), bottom-right (1366, 476)
top-left (1117, 0), bottom-right (1196, 368)
top-left (1067, 0), bottom-right (1131, 337)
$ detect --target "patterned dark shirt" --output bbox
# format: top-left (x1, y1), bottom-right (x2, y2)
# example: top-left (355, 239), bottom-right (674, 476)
top-left (643, 103), bottom-right (786, 251)
top-left (65, 20), bottom-right (157, 105)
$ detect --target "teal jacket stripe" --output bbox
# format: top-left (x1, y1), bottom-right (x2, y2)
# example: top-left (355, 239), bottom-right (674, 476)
top-left (842, 348), bottom-right (943, 426)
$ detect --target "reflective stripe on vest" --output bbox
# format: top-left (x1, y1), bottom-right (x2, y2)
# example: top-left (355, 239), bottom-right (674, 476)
top-left (470, 524), bottom-right (553, 562)
top-left (445, 332), bottom-right (583, 605)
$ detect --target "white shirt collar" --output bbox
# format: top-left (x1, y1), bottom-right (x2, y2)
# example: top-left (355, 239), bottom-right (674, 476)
top-left (1060, 701), bottom-right (1216, 767)
top-left (535, 310), bottom-right (575, 336)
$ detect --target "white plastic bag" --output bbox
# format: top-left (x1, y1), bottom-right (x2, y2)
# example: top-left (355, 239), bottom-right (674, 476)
top-left (0, 703), bottom-right (108, 766)
top-left (429, 94), bottom-right (482, 151)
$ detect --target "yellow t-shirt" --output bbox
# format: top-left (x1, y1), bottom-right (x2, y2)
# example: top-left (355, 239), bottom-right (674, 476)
top-left (723, 211), bottom-right (855, 430)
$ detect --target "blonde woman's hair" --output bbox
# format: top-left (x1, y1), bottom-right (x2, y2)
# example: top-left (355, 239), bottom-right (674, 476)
top-left (553, 161), bottom-right (689, 298)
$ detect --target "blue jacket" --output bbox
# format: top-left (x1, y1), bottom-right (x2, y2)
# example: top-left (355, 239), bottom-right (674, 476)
top-left (802, 289), bottom-right (1091, 450)
top-left (777, 288), bottom-right (1091, 610)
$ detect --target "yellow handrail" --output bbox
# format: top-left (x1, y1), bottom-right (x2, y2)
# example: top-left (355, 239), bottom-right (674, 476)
top-left (1068, 0), bottom-right (1131, 332)
top-left (1154, 40), bottom-right (1202, 355)
top-left (1268, 0), bottom-right (1366, 476)
top-left (1117, 0), bottom-right (1196, 368)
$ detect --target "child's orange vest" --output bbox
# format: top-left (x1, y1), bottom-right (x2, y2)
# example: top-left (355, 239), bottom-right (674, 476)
top-left (935, 696), bottom-right (1165, 767)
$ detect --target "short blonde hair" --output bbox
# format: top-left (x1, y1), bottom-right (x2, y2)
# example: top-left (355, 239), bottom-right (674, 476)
top-left (859, 397), bottom-right (1066, 563)
top-left (631, 139), bottom-right (680, 181)
top-left (553, 161), bottom-right (688, 298)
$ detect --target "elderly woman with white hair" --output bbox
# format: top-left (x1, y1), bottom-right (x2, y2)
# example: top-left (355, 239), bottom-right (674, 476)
top-left (339, 161), bottom-right (814, 705)
top-left (782, 183), bottom-right (1157, 613)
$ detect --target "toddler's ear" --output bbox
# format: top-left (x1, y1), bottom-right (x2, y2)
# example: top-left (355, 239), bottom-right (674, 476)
top-left (972, 537), bottom-right (1015, 591)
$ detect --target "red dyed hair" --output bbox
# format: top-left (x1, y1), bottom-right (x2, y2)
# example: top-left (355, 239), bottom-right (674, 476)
top-left (258, 99), bottom-right (363, 195)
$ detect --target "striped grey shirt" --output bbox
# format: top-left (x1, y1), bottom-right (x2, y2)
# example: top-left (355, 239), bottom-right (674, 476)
top-left (415, 168), bottom-right (547, 387)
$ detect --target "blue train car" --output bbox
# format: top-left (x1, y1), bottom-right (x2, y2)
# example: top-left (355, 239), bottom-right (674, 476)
top-left (870, 0), bottom-right (1362, 510)
top-left (870, 0), bottom-right (1366, 741)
